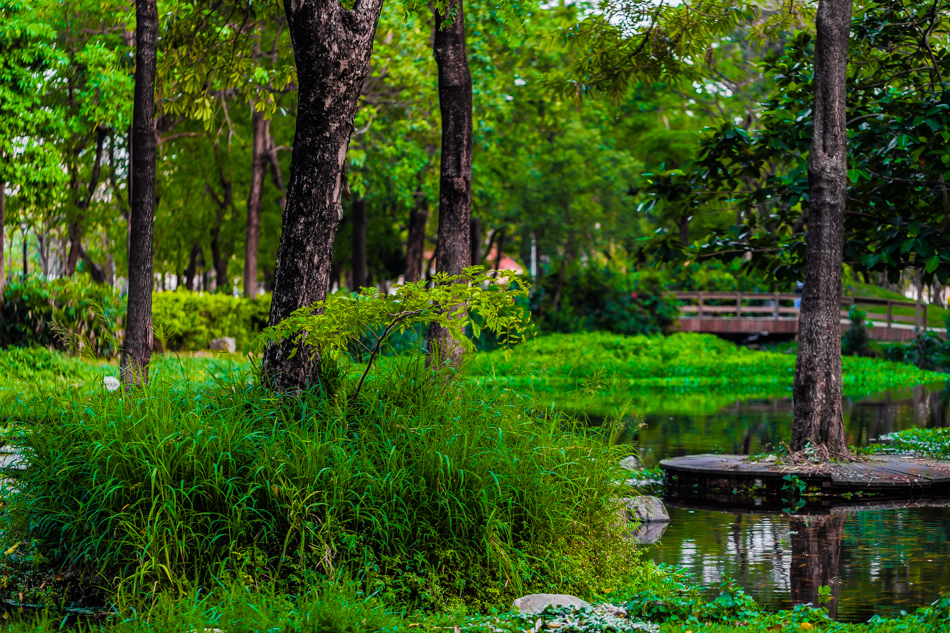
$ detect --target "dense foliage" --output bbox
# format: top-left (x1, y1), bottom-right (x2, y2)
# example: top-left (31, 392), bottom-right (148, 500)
top-left (14, 363), bottom-right (630, 608)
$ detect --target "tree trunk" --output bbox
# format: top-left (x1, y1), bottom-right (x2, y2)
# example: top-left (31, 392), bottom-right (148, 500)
top-left (261, 0), bottom-right (384, 392)
top-left (65, 126), bottom-right (107, 278)
top-left (678, 212), bottom-right (690, 246)
top-left (0, 179), bottom-right (4, 296)
top-left (120, 0), bottom-right (158, 387)
top-left (244, 105), bottom-right (267, 297)
top-left (351, 198), bottom-right (367, 291)
top-left (427, 0), bottom-right (473, 366)
top-left (470, 216), bottom-right (481, 266)
top-left (791, 0), bottom-right (852, 457)
top-left (405, 191), bottom-right (428, 283)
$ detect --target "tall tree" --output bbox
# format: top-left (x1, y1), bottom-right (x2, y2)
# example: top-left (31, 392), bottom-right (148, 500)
top-left (427, 0), bottom-right (473, 365)
top-left (405, 190), bottom-right (428, 282)
top-left (351, 198), bottom-right (368, 290)
top-left (791, 0), bottom-right (852, 456)
top-left (120, 0), bottom-right (158, 386)
top-left (261, 0), bottom-right (385, 391)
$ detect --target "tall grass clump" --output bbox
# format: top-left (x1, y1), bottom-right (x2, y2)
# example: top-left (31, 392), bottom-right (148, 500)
top-left (12, 359), bottom-right (631, 609)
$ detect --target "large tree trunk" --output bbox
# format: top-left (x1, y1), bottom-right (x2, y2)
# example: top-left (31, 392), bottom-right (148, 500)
top-left (351, 198), bottom-right (368, 291)
top-left (244, 106), bottom-right (267, 297)
top-left (427, 0), bottom-right (473, 365)
top-left (791, 0), bottom-right (852, 457)
top-left (405, 191), bottom-right (428, 283)
top-left (261, 0), bottom-right (384, 392)
top-left (120, 0), bottom-right (158, 387)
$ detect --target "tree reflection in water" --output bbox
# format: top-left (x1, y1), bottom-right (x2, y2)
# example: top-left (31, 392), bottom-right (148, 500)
top-left (789, 514), bottom-right (847, 619)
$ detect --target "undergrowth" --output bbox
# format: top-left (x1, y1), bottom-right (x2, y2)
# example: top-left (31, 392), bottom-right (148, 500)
top-left (7, 356), bottom-right (634, 611)
top-left (470, 332), bottom-right (941, 416)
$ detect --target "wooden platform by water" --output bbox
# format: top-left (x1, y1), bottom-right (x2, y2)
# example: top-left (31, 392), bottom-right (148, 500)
top-left (661, 453), bottom-right (950, 509)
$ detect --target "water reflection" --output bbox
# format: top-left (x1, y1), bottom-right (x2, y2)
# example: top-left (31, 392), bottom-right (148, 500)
top-left (790, 514), bottom-right (846, 620)
top-left (652, 505), bottom-right (950, 622)
top-left (622, 383), bottom-right (950, 466)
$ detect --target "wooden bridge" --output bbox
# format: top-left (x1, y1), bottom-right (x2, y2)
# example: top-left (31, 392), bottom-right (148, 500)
top-left (672, 292), bottom-right (946, 342)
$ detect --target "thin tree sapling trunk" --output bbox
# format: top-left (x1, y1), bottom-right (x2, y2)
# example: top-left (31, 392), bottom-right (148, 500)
top-left (791, 0), bottom-right (853, 457)
top-left (261, 0), bottom-right (385, 391)
top-left (0, 179), bottom-right (4, 295)
top-left (244, 105), bottom-right (267, 297)
top-left (351, 197), bottom-right (368, 290)
top-left (405, 190), bottom-right (428, 283)
top-left (427, 0), bottom-right (473, 366)
top-left (121, 0), bottom-right (158, 387)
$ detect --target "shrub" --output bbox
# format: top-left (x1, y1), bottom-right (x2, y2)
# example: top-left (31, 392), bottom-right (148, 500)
top-left (0, 277), bottom-right (124, 356)
top-left (842, 306), bottom-right (872, 357)
top-left (152, 291), bottom-right (270, 353)
top-left (13, 361), bottom-right (630, 608)
top-left (531, 266), bottom-right (677, 336)
top-left (0, 277), bottom-right (271, 355)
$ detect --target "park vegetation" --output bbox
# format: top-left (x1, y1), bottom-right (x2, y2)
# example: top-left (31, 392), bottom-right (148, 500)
top-left (4, 0), bottom-right (950, 629)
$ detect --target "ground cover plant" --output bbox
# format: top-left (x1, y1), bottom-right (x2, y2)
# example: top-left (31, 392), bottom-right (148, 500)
top-left (6, 356), bottom-right (635, 611)
top-left (471, 332), bottom-right (941, 417)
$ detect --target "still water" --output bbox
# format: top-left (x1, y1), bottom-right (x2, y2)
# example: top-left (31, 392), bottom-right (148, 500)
top-left (631, 382), bottom-right (950, 622)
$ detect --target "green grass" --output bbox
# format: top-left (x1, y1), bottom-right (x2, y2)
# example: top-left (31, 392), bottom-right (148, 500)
top-left (871, 427), bottom-right (950, 459)
top-left (470, 332), bottom-right (942, 417)
top-left (5, 355), bottom-right (636, 611)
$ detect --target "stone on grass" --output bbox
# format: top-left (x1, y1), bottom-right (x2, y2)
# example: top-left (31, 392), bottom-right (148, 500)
top-left (621, 496), bottom-right (670, 523)
top-left (103, 376), bottom-right (121, 392)
top-left (511, 594), bottom-right (591, 614)
top-left (209, 337), bottom-right (236, 353)
top-left (619, 455), bottom-right (642, 471)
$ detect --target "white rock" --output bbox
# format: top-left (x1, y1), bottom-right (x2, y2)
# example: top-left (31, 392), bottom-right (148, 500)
top-left (103, 376), bottom-right (121, 392)
top-left (619, 455), bottom-right (642, 471)
top-left (511, 594), bottom-right (591, 615)
top-left (209, 337), bottom-right (236, 353)
top-left (621, 496), bottom-right (670, 523)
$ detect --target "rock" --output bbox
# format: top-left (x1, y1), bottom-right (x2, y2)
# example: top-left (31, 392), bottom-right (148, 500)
top-left (103, 376), bottom-right (121, 392)
top-left (628, 521), bottom-right (668, 544)
top-left (209, 337), bottom-right (236, 353)
top-left (619, 455), bottom-right (642, 471)
top-left (621, 496), bottom-right (670, 524)
top-left (593, 604), bottom-right (628, 618)
top-left (511, 594), bottom-right (591, 615)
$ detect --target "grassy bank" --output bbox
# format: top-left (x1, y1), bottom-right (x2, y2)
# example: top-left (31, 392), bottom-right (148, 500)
top-left (470, 332), bottom-right (942, 417)
top-left (3, 356), bottom-right (637, 613)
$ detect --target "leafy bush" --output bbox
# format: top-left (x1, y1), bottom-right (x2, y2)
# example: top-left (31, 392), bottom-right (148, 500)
top-left (879, 315), bottom-right (950, 371)
top-left (0, 277), bottom-right (124, 356)
top-left (14, 362), bottom-right (630, 608)
top-left (0, 277), bottom-right (271, 355)
top-left (152, 291), bottom-right (270, 353)
top-left (842, 306), bottom-right (872, 357)
top-left (531, 266), bottom-right (677, 336)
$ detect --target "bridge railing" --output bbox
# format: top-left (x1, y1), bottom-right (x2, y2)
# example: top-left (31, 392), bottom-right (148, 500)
top-left (672, 291), bottom-right (934, 334)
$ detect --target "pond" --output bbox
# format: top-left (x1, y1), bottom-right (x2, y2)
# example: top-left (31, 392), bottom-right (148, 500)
top-left (625, 382), bottom-right (950, 622)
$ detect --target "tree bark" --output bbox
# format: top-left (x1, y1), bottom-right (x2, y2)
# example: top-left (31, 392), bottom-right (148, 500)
top-left (791, 0), bottom-right (852, 457)
top-left (470, 216), bottom-right (481, 266)
top-left (261, 0), bottom-right (384, 391)
top-left (244, 105), bottom-right (267, 297)
top-left (120, 0), bottom-right (158, 387)
top-left (351, 197), bottom-right (367, 290)
top-left (427, 0), bottom-right (473, 366)
top-left (405, 191), bottom-right (428, 283)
